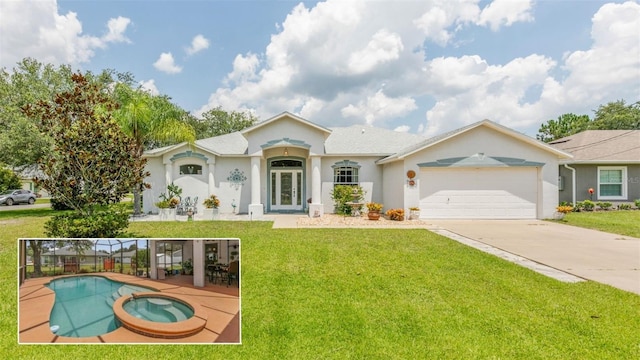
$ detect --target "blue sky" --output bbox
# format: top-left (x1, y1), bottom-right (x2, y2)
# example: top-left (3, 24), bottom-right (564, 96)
top-left (1, 0), bottom-right (638, 138)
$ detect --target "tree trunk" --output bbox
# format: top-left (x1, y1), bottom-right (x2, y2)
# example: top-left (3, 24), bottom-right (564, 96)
top-left (30, 241), bottom-right (43, 277)
top-left (133, 188), bottom-right (142, 215)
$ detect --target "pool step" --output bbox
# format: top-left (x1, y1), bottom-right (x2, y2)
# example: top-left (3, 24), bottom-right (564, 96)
top-left (163, 306), bottom-right (188, 322)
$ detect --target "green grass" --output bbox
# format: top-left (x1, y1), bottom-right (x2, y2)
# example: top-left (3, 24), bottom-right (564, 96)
top-left (560, 210), bottom-right (640, 238)
top-left (4, 216), bottom-right (640, 358)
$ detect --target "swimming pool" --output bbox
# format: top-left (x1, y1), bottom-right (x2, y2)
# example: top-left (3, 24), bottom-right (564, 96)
top-left (46, 276), bottom-right (155, 337)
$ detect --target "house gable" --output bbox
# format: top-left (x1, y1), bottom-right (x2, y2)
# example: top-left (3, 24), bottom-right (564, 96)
top-left (242, 113), bottom-right (330, 156)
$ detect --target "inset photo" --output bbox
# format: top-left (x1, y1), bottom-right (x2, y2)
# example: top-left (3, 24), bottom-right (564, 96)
top-left (18, 238), bottom-right (240, 344)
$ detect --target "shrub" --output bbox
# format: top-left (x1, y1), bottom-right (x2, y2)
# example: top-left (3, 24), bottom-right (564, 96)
top-left (635, 199), bottom-right (640, 209)
top-left (330, 185), bottom-right (364, 215)
top-left (596, 202), bottom-right (612, 210)
top-left (45, 204), bottom-right (131, 237)
top-left (0, 167), bottom-right (21, 193)
top-left (581, 200), bottom-right (595, 211)
top-left (618, 203), bottom-right (631, 210)
top-left (556, 205), bottom-right (574, 214)
top-left (386, 208), bottom-right (404, 221)
top-left (50, 197), bottom-right (74, 211)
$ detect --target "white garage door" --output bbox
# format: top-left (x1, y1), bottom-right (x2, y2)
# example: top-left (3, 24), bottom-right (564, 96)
top-left (420, 167), bottom-right (538, 219)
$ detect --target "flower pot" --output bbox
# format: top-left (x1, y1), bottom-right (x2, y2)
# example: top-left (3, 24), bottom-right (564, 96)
top-left (203, 208), bottom-right (219, 220)
top-left (159, 208), bottom-right (176, 221)
top-left (553, 212), bottom-right (565, 220)
top-left (409, 210), bottom-right (420, 220)
top-left (367, 211), bottom-right (381, 220)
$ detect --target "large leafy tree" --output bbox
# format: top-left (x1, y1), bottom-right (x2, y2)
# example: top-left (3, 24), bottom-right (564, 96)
top-left (0, 58), bottom-right (74, 167)
top-left (186, 106), bottom-right (258, 139)
top-left (24, 73), bottom-right (147, 238)
top-left (591, 100), bottom-right (640, 130)
top-left (536, 113), bottom-right (592, 142)
top-left (111, 83), bottom-right (196, 214)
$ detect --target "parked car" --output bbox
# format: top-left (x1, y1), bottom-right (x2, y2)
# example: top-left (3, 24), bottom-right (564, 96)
top-left (0, 189), bottom-right (37, 205)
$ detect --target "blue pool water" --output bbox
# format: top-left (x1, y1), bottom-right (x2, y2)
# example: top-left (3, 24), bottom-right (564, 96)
top-left (46, 276), bottom-right (154, 337)
top-left (123, 297), bottom-right (194, 323)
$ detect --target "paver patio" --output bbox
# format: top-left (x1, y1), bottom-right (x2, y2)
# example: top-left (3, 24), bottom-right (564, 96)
top-left (19, 272), bottom-right (240, 344)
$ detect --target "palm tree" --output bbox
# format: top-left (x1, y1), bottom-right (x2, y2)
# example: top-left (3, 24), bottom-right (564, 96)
top-left (112, 84), bottom-right (195, 215)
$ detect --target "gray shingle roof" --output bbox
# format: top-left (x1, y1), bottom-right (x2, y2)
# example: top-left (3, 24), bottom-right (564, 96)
top-left (549, 130), bottom-right (640, 163)
top-left (195, 132), bottom-right (248, 155)
top-left (324, 125), bottom-right (426, 155)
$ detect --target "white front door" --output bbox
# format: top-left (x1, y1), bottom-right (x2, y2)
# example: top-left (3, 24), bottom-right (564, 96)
top-left (271, 170), bottom-right (303, 211)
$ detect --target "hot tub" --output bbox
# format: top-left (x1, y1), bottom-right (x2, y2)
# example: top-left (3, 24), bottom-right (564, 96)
top-left (113, 293), bottom-right (207, 338)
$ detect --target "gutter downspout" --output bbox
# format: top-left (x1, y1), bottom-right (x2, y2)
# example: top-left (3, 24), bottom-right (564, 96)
top-left (563, 164), bottom-right (576, 205)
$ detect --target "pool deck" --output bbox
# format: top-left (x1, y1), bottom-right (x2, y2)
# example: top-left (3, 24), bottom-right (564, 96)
top-left (18, 273), bottom-right (240, 344)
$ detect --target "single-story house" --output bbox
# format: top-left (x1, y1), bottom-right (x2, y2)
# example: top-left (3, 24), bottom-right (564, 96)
top-left (142, 112), bottom-right (572, 220)
top-left (41, 248), bottom-right (110, 270)
top-left (14, 165), bottom-right (48, 197)
top-left (550, 130), bottom-right (640, 205)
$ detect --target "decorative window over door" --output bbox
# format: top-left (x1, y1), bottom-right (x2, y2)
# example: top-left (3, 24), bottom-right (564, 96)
top-left (179, 164), bottom-right (202, 175)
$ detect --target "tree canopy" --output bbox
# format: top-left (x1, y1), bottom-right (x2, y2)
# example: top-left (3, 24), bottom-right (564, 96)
top-left (537, 99), bottom-right (640, 142)
top-left (536, 113), bottom-right (591, 143)
top-left (186, 106), bottom-right (258, 139)
top-left (591, 100), bottom-right (640, 130)
top-left (0, 166), bottom-right (21, 192)
top-left (24, 73), bottom-right (146, 233)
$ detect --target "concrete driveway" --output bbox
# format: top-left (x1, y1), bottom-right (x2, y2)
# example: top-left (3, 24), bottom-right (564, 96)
top-left (428, 220), bottom-right (640, 295)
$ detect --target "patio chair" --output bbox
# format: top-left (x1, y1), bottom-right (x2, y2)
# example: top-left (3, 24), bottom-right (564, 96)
top-left (227, 261), bottom-right (239, 287)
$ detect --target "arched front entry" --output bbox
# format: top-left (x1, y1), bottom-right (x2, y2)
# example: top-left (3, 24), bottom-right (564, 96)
top-left (267, 157), bottom-right (305, 212)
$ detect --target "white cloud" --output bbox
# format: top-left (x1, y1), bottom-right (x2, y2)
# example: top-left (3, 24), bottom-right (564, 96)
top-left (0, 0), bottom-right (131, 67)
top-left (341, 90), bottom-right (417, 125)
top-left (347, 29), bottom-right (404, 74)
top-left (139, 79), bottom-right (159, 96)
top-left (186, 34), bottom-right (210, 55)
top-left (477, 0), bottom-right (534, 31)
top-left (153, 52), bottom-right (182, 74)
top-left (198, 0), bottom-right (639, 137)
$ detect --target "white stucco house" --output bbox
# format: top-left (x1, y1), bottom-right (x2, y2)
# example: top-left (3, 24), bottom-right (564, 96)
top-left (142, 112), bottom-right (572, 220)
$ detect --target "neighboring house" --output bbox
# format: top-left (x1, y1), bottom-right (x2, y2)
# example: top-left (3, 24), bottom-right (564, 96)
top-left (13, 165), bottom-right (48, 197)
top-left (142, 112), bottom-right (571, 220)
top-left (41, 248), bottom-right (110, 268)
top-left (550, 130), bottom-right (640, 205)
top-left (111, 249), bottom-right (138, 265)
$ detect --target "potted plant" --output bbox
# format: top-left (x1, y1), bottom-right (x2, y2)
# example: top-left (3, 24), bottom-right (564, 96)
top-left (408, 206), bottom-right (420, 220)
top-left (366, 202), bottom-right (383, 220)
top-left (203, 194), bottom-right (221, 220)
top-left (156, 197), bottom-right (179, 220)
top-left (554, 205), bottom-right (573, 220)
top-left (386, 208), bottom-right (405, 221)
top-left (182, 259), bottom-right (193, 275)
top-left (156, 183), bottom-right (181, 220)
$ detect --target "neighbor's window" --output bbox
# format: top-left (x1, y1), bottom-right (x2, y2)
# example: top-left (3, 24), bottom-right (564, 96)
top-left (332, 160), bottom-right (360, 185)
top-left (598, 166), bottom-right (626, 200)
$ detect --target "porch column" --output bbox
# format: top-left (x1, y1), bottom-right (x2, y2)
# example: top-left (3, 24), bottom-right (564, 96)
top-left (193, 240), bottom-right (205, 287)
top-left (207, 158), bottom-right (216, 195)
top-left (309, 155), bottom-right (324, 217)
top-left (164, 161), bottom-right (172, 188)
top-left (149, 240), bottom-right (157, 279)
top-left (249, 155), bottom-right (264, 219)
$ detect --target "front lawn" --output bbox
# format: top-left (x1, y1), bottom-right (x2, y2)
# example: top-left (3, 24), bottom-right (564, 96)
top-left (5, 217), bottom-right (640, 358)
top-left (561, 210), bottom-right (640, 238)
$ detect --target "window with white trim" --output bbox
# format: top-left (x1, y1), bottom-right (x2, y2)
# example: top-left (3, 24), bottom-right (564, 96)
top-left (597, 166), bottom-right (627, 200)
top-left (332, 160), bottom-right (360, 186)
